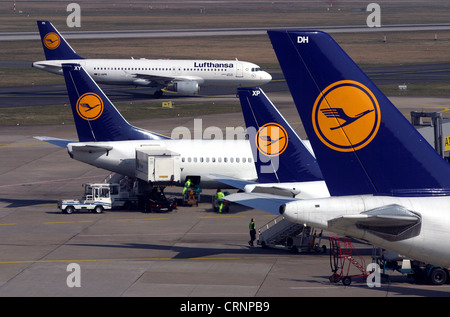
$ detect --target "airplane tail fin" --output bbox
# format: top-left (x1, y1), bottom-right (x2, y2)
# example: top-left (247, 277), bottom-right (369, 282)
top-left (37, 20), bottom-right (83, 60)
top-left (62, 63), bottom-right (169, 142)
top-left (238, 87), bottom-right (322, 183)
top-left (268, 30), bottom-right (450, 196)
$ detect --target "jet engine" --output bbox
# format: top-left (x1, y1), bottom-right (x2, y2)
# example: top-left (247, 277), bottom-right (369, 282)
top-left (167, 81), bottom-right (200, 95)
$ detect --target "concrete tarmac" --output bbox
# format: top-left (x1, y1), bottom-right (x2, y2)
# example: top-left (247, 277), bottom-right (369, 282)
top-left (1, 92), bottom-right (450, 298)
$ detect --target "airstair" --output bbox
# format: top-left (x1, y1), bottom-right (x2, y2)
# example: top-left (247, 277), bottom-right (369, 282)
top-left (258, 216), bottom-right (326, 253)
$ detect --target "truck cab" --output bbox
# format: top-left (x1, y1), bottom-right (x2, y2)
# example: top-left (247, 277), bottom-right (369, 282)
top-left (58, 183), bottom-right (138, 214)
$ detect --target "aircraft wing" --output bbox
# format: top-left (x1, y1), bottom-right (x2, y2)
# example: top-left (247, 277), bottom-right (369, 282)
top-left (208, 173), bottom-right (257, 190)
top-left (35, 136), bottom-right (75, 148)
top-left (132, 73), bottom-right (203, 84)
top-left (208, 173), bottom-right (302, 197)
top-left (132, 73), bottom-right (176, 84)
top-left (225, 192), bottom-right (296, 215)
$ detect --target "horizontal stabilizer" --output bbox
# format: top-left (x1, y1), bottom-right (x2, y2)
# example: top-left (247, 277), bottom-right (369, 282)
top-left (70, 144), bottom-right (113, 153)
top-left (328, 204), bottom-right (421, 241)
top-left (225, 192), bottom-right (296, 215)
top-left (34, 136), bottom-right (75, 148)
top-left (250, 185), bottom-right (302, 198)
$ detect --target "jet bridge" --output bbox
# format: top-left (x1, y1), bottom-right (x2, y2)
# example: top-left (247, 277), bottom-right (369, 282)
top-left (135, 145), bottom-right (181, 185)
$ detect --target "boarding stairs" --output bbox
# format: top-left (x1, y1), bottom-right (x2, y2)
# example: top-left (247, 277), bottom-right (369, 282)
top-left (258, 216), bottom-right (322, 253)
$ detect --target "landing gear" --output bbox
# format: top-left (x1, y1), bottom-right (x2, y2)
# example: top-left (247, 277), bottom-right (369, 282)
top-left (153, 89), bottom-right (163, 99)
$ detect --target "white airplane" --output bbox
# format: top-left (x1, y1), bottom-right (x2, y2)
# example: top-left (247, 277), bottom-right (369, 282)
top-left (226, 30), bottom-right (450, 271)
top-left (37, 63), bottom-right (256, 189)
top-left (32, 21), bottom-right (272, 98)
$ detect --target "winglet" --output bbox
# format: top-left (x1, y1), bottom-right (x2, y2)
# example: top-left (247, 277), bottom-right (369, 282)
top-left (238, 87), bottom-right (322, 183)
top-left (268, 30), bottom-right (450, 196)
top-left (62, 63), bottom-right (169, 142)
top-left (37, 20), bottom-right (83, 60)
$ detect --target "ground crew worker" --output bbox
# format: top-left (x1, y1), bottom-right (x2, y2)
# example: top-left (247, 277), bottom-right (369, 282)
top-left (249, 218), bottom-right (256, 246)
top-left (215, 189), bottom-right (225, 213)
top-left (182, 178), bottom-right (192, 195)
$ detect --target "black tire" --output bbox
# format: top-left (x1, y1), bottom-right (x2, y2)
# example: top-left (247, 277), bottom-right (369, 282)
top-left (430, 267), bottom-right (448, 285)
top-left (93, 205), bottom-right (103, 214)
top-left (65, 206), bottom-right (75, 214)
top-left (342, 276), bottom-right (352, 286)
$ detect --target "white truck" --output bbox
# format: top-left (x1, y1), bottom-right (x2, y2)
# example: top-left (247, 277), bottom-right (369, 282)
top-left (58, 183), bottom-right (138, 214)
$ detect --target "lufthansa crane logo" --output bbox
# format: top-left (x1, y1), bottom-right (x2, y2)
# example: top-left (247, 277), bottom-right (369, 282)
top-left (43, 32), bottom-right (61, 50)
top-left (256, 123), bottom-right (288, 157)
top-left (312, 80), bottom-right (381, 152)
top-left (76, 93), bottom-right (104, 121)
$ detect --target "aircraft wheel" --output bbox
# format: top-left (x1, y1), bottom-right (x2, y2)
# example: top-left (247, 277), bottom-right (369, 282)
top-left (154, 90), bottom-right (163, 99)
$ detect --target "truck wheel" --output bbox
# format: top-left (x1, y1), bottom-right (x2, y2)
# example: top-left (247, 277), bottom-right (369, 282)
top-left (65, 206), bottom-right (75, 214)
top-left (93, 206), bottom-right (103, 214)
top-left (430, 267), bottom-right (448, 285)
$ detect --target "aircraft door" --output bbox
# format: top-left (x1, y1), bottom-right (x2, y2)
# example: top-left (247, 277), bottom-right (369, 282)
top-left (173, 66), bottom-right (182, 75)
top-left (236, 63), bottom-right (243, 78)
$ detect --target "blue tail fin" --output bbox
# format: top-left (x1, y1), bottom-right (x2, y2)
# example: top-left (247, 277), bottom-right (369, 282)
top-left (238, 87), bottom-right (323, 183)
top-left (62, 63), bottom-right (169, 142)
top-left (37, 20), bottom-right (83, 60)
top-left (268, 30), bottom-right (450, 196)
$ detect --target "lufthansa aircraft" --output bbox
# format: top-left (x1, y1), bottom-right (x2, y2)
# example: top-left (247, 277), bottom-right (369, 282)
top-left (37, 63), bottom-right (257, 188)
top-left (32, 21), bottom-right (272, 98)
top-left (226, 30), bottom-right (450, 269)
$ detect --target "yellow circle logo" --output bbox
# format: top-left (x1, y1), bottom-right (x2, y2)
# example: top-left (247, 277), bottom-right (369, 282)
top-left (256, 123), bottom-right (288, 157)
top-left (76, 93), bottom-right (104, 121)
top-left (43, 32), bottom-right (61, 50)
top-left (312, 80), bottom-right (381, 152)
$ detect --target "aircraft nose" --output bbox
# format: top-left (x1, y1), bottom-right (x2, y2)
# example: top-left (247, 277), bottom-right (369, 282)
top-left (262, 71), bottom-right (272, 83)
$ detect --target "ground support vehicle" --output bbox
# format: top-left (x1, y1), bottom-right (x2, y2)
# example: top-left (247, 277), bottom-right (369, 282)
top-left (258, 216), bottom-right (327, 254)
top-left (374, 249), bottom-right (449, 285)
top-left (143, 187), bottom-right (177, 213)
top-left (58, 183), bottom-right (138, 214)
top-left (182, 185), bottom-right (202, 207)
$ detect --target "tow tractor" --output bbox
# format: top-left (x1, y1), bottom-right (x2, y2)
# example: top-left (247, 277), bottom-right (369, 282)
top-left (58, 183), bottom-right (138, 214)
top-left (374, 249), bottom-right (450, 285)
